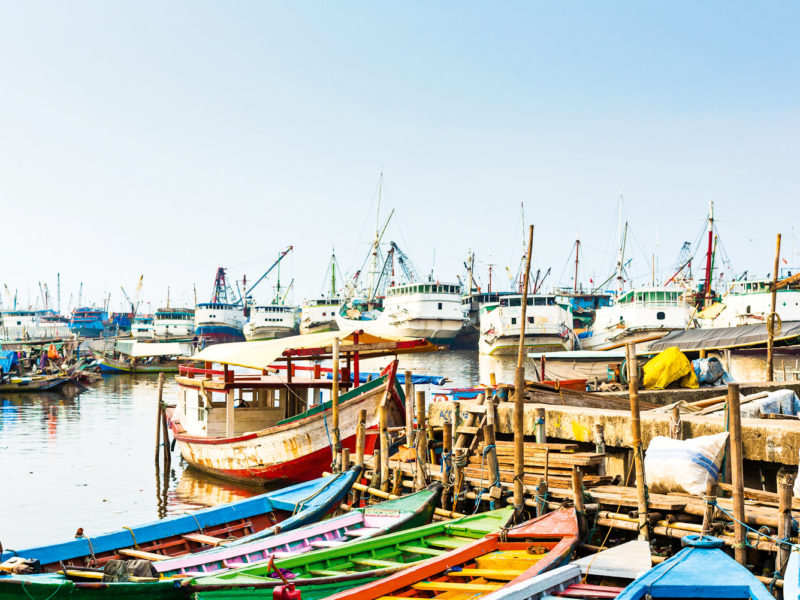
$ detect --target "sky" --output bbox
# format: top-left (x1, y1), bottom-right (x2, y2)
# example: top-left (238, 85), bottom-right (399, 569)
top-left (0, 2), bottom-right (798, 312)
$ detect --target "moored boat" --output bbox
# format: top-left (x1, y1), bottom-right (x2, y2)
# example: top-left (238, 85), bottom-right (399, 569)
top-left (323, 507), bottom-right (579, 600)
top-left (479, 294), bottom-right (575, 356)
top-left (0, 469), bottom-right (359, 574)
top-left (169, 356), bottom-right (405, 483)
top-left (153, 307), bottom-right (195, 339)
top-left (69, 307), bottom-right (109, 339)
top-left (94, 340), bottom-right (194, 374)
top-left (187, 507), bottom-right (515, 600)
top-left (195, 268), bottom-right (246, 347)
top-left (243, 304), bottom-right (298, 341)
top-left (156, 484), bottom-right (443, 577)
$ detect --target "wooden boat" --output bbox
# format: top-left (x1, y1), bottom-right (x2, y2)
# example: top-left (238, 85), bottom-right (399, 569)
top-left (785, 544), bottom-right (799, 599)
top-left (187, 507), bottom-right (516, 600)
top-left (0, 468), bottom-right (359, 573)
top-left (478, 539), bottom-right (652, 600)
top-left (97, 354), bottom-right (181, 373)
top-left (321, 507), bottom-right (579, 600)
top-left (615, 535), bottom-right (772, 599)
top-left (170, 358), bottom-right (406, 483)
top-left (155, 483), bottom-right (443, 577)
top-left (0, 373), bottom-right (71, 392)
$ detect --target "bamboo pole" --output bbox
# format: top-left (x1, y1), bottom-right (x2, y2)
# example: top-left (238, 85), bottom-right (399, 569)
top-left (626, 342), bottom-right (649, 541)
top-left (155, 373), bottom-right (164, 466)
top-left (415, 390), bottom-right (427, 491)
top-left (767, 233), bottom-right (782, 382)
top-left (441, 421), bottom-right (453, 510)
top-left (341, 448), bottom-right (350, 471)
top-left (534, 407), bottom-right (546, 444)
top-left (572, 467), bottom-right (587, 535)
top-left (452, 448), bottom-right (465, 513)
top-left (331, 336), bottom-right (341, 471)
top-left (514, 224), bottom-right (534, 515)
top-left (379, 403), bottom-right (389, 492)
top-left (404, 370), bottom-right (414, 447)
top-left (728, 383), bottom-right (746, 565)
top-left (348, 481), bottom-right (465, 520)
top-left (777, 471), bottom-right (793, 574)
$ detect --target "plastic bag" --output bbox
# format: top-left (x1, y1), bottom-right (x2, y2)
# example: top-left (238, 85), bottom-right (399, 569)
top-left (645, 432), bottom-right (728, 495)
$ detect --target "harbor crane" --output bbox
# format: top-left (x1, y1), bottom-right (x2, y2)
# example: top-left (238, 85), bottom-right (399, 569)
top-left (242, 246), bottom-right (293, 304)
top-left (389, 241), bottom-right (421, 284)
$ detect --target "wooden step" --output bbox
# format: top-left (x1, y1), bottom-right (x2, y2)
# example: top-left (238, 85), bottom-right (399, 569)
top-left (425, 536), bottom-right (475, 549)
top-left (344, 527), bottom-right (382, 537)
top-left (398, 545), bottom-right (445, 556)
top-left (464, 405), bottom-right (487, 414)
top-left (456, 426), bottom-right (480, 436)
top-left (117, 548), bottom-right (167, 561)
top-left (351, 558), bottom-right (406, 568)
top-left (309, 569), bottom-right (348, 577)
top-left (412, 581), bottom-right (503, 592)
top-left (449, 568), bottom-right (526, 580)
top-left (182, 533), bottom-right (226, 546)
top-left (310, 540), bottom-right (346, 549)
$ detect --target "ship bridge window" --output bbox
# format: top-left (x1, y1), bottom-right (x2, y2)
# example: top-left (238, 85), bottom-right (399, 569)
top-left (534, 297), bottom-right (545, 306)
top-left (510, 298), bottom-right (521, 307)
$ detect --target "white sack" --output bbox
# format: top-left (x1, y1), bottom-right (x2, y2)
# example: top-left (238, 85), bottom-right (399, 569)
top-left (644, 432), bottom-right (729, 496)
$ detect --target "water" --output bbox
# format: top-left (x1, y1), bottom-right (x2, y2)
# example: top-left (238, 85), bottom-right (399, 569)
top-left (1, 349), bottom-right (528, 550)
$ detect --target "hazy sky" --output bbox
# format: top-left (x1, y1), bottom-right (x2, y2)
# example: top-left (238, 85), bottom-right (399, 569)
top-left (1, 2), bottom-right (798, 312)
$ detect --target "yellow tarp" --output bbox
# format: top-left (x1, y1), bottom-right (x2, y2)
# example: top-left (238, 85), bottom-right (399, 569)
top-left (642, 347), bottom-right (699, 390)
top-left (190, 328), bottom-right (438, 370)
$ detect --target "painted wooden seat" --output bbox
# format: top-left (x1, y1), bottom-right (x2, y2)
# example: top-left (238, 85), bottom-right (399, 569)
top-left (117, 548), bottom-right (167, 561)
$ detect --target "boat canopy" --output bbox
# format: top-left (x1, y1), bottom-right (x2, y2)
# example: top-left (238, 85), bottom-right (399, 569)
top-left (0, 350), bottom-right (19, 372)
top-left (116, 340), bottom-right (194, 357)
top-left (190, 328), bottom-right (437, 370)
top-left (648, 321), bottom-right (800, 352)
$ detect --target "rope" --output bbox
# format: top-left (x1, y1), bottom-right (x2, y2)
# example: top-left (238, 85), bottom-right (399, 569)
top-left (581, 455), bottom-right (635, 582)
top-left (21, 580), bottom-right (68, 600)
top-left (708, 499), bottom-right (794, 549)
top-left (122, 526), bottom-right (139, 549)
top-left (320, 400), bottom-right (336, 471)
top-left (82, 535), bottom-right (97, 568)
top-left (184, 512), bottom-right (204, 533)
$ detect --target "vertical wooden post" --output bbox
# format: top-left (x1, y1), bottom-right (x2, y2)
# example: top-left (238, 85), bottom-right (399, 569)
top-left (767, 233), bottom-right (782, 382)
top-left (514, 224), bottom-right (534, 517)
top-left (572, 467), bottom-right (587, 535)
top-left (489, 372), bottom-right (497, 387)
top-left (415, 390), bottom-right (428, 491)
top-left (405, 370), bottom-right (414, 447)
top-left (626, 342), bottom-right (649, 541)
top-left (534, 407), bottom-right (546, 444)
top-left (155, 373), bottom-right (164, 465)
top-left (352, 409), bottom-right (367, 507)
top-left (225, 389), bottom-right (235, 438)
top-left (701, 481), bottom-right (716, 536)
top-left (441, 421), bottom-right (453, 509)
top-left (452, 448), bottom-right (465, 513)
top-left (379, 403), bottom-right (389, 492)
top-left (777, 472), bottom-right (793, 574)
top-left (331, 337), bottom-right (341, 471)
top-left (728, 383), bottom-right (746, 565)
top-left (341, 448), bottom-right (350, 472)
top-left (593, 422), bottom-right (606, 476)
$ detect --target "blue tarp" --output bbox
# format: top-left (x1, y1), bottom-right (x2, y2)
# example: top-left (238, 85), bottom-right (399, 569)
top-left (325, 371), bottom-right (447, 386)
top-left (0, 350), bottom-right (19, 372)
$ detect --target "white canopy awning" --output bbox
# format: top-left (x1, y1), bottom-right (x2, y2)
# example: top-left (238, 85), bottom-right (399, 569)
top-left (116, 340), bottom-right (194, 358)
top-left (189, 328), bottom-right (437, 370)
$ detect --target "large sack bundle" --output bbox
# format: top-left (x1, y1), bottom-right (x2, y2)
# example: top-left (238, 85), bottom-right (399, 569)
top-left (644, 432), bottom-right (728, 495)
top-left (642, 347), bottom-right (699, 390)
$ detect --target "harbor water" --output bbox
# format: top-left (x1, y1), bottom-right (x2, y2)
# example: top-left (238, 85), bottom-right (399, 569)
top-left (0, 348), bottom-right (789, 549)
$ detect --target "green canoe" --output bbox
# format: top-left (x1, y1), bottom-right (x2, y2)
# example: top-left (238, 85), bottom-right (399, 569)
top-left (188, 507), bottom-right (515, 600)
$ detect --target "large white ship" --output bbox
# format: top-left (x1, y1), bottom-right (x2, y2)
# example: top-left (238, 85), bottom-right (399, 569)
top-left (243, 304), bottom-right (298, 341)
top-left (479, 294), bottom-right (575, 355)
top-left (154, 307), bottom-right (195, 339)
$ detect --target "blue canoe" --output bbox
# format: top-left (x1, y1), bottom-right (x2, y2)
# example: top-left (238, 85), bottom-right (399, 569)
top-left (0, 466), bottom-right (359, 572)
top-left (616, 535), bottom-right (772, 599)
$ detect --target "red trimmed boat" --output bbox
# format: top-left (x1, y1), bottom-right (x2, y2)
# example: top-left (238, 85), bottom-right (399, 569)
top-left (168, 330), bottom-right (435, 483)
top-left (324, 507), bottom-right (579, 600)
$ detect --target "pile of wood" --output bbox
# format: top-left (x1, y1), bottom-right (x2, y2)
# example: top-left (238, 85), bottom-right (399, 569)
top-left (466, 441), bottom-right (612, 491)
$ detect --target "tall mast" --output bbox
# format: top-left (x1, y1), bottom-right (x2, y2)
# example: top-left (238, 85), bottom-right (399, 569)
top-left (57, 273), bottom-right (61, 314)
top-left (574, 237), bottom-right (580, 293)
top-left (615, 195), bottom-right (627, 292)
top-left (330, 249), bottom-right (337, 297)
top-left (167, 286), bottom-right (170, 309)
top-left (367, 171), bottom-right (383, 300)
top-left (703, 201), bottom-right (714, 308)
top-left (519, 203), bottom-right (526, 293)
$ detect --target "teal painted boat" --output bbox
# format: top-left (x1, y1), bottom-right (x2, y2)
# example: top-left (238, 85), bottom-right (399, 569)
top-left (187, 507), bottom-right (515, 600)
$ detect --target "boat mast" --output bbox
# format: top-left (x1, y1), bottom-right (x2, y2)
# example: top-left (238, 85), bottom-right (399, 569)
top-left (167, 286), bottom-right (170, 309)
top-left (367, 171), bottom-right (383, 302)
top-left (574, 237), bottom-right (580, 293)
top-left (57, 273), bottom-right (61, 315)
top-left (614, 195), bottom-right (627, 292)
top-left (703, 201), bottom-right (714, 308)
top-left (330, 249), bottom-right (337, 297)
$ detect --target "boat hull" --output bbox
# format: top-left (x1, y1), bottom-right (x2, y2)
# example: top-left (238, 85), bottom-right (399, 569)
top-left (171, 366), bottom-right (404, 484)
top-left (480, 334), bottom-right (573, 356)
top-left (299, 319), bottom-right (338, 335)
top-left (242, 325), bottom-right (295, 342)
top-left (0, 376), bottom-right (70, 392)
top-left (579, 328), bottom-right (672, 351)
top-left (335, 315), bottom-right (463, 346)
top-left (195, 324), bottom-right (245, 346)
